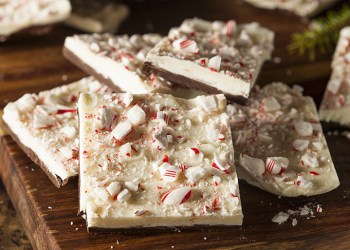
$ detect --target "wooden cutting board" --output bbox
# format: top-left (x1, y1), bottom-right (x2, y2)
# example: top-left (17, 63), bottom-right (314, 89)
top-left (1, 133), bottom-right (350, 249)
top-left (1, 0), bottom-right (350, 249)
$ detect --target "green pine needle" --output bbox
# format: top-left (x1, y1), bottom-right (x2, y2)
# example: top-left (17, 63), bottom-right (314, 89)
top-left (288, 5), bottom-right (350, 61)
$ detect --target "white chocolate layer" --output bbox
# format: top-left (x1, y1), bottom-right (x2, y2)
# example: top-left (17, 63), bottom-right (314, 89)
top-left (64, 33), bottom-right (205, 98)
top-left (144, 18), bottom-right (274, 101)
top-left (79, 93), bottom-right (243, 228)
top-left (65, 1), bottom-right (129, 33)
top-left (229, 83), bottom-right (339, 197)
top-left (319, 27), bottom-right (350, 126)
top-left (243, 0), bottom-right (339, 17)
top-left (2, 77), bottom-right (111, 186)
top-left (0, 0), bottom-right (71, 36)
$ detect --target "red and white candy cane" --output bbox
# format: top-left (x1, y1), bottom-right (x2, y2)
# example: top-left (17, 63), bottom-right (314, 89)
top-left (224, 20), bottom-right (236, 37)
top-left (161, 187), bottom-right (192, 205)
top-left (265, 157), bottom-right (288, 175)
top-left (159, 163), bottom-right (181, 182)
top-left (172, 38), bottom-right (199, 53)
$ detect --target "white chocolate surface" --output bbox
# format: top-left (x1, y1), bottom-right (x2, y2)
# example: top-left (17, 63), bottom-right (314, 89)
top-left (2, 77), bottom-right (110, 185)
top-left (144, 18), bottom-right (274, 100)
top-left (0, 0), bottom-right (71, 36)
top-left (229, 83), bottom-right (339, 197)
top-left (79, 93), bottom-right (243, 228)
top-left (243, 0), bottom-right (339, 17)
top-left (319, 27), bottom-right (350, 126)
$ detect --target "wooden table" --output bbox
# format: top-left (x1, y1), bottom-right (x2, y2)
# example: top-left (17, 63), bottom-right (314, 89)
top-left (1, 0), bottom-right (349, 249)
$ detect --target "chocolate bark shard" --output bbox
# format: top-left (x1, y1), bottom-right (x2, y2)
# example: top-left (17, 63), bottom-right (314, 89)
top-left (0, 0), bottom-right (71, 37)
top-left (78, 93), bottom-right (243, 229)
top-left (243, 0), bottom-right (339, 17)
top-left (2, 77), bottom-right (111, 187)
top-left (143, 18), bottom-right (274, 104)
top-left (319, 27), bottom-right (350, 127)
top-left (64, 33), bottom-right (204, 98)
top-left (229, 83), bottom-right (339, 197)
top-left (65, 0), bottom-right (129, 33)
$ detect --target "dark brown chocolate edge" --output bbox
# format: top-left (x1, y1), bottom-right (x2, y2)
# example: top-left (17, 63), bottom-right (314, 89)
top-left (63, 47), bottom-right (123, 93)
top-left (1, 24), bottom-right (55, 42)
top-left (142, 61), bottom-right (248, 105)
top-left (1, 120), bottom-right (75, 188)
top-left (87, 223), bottom-right (235, 234)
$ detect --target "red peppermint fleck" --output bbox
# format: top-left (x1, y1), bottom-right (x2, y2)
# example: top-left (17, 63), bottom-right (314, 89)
top-left (56, 109), bottom-right (77, 114)
top-left (131, 145), bottom-right (138, 152)
top-left (191, 148), bottom-right (200, 154)
top-left (310, 171), bottom-right (319, 176)
top-left (179, 39), bottom-right (195, 49)
top-left (162, 155), bottom-right (169, 162)
top-left (224, 20), bottom-right (235, 37)
top-left (70, 95), bottom-right (77, 102)
top-left (178, 164), bottom-right (188, 172)
top-left (126, 153), bottom-right (131, 157)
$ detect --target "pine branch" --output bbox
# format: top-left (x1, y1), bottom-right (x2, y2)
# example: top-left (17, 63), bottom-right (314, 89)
top-left (288, 5), bottom-right (350, 61)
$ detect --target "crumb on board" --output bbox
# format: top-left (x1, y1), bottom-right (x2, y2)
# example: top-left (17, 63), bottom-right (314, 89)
top-left (272, 202), bottom-right (323, 226)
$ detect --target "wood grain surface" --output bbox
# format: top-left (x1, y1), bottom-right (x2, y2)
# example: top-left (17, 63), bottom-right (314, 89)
top-left (0, 0), bottom-right (350, 249)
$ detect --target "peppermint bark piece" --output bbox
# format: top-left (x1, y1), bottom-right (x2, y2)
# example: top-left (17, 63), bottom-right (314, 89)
top-left (243, 0), bottom-right (339, 17)
top-left (64, 33), bottom-right (203, 98)
top-left (143, 18), bottom-right (274, 104)
top-left (0, 0), bottom-right (71, 38)
top-left (79, 93), bottom-right (243, 230)
top-left (2, 77), bottom-right (111, 187)
top-left (229, 83), bottom-right (339, 197)
top-left (320, 27), bottom-right (350, 126)
top-left (65, 0), bottom-right (129, 33)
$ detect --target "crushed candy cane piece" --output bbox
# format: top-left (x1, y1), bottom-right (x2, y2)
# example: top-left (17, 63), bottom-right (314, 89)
top-left (153, 127), bottom-right (168, 149)
top-left (296, 175), bottom-right (313, 188)
top-left (196, 95), bottom-right (219, 112)
top-left (106, 182), bottom-right (122, 197)
top-left (159, 163), bottom-right (181, 182)
top-left (224, 20), bottom-right (236, 37)
top-left (61, 126), bottom-right (77, 139)
top-left (172, 38), bottom-right (199, 53)
top-left (185, 166), bottom-right (207, 183)
top-left (265, 157), bottom-right (289, 175)
top-left (312, 142), bottom-right (323, 151)
top-left (300, 153), bottom-right (319, 168)
top-left (127, 105), bottom-right (146, 126)
top-left (119, 142), bottom-right (132, 157)
top-left (208, 55), bottom-right (221, 71)
top-left (196, 57), bottom-right (209, 66)
top-left (125, 178), bottom-right (139, 192)
top-left (294, 121), bottom-right (313, 137)
top-left (117, 189), bottom-right (131, 202)
top-left (111, 120), bottom-right (133, 140)
top-left (123, 92), bottom-right (133, 107)
top-left (262, 97), bottom-right (281, 112)
top-left (240, 154), bottom-right (265, 177)
top-left (292, 139), bottom-right (309, 151)
top-left (134, 210), bottom-right (149, 216)
top-left (161, 187), bottom-right (192, 205)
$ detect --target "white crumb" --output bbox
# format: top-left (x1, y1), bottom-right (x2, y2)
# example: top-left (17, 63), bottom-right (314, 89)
top-left (273, 57), bottom-right (281, 64)
top-left (48, 206), bottom-right (52, 209)
top-left (272, 212), bottom-right (290, 224)
top-left (75, 228), bottom-right (78, 231)
top-left (204, 237), bottom-right (207, 240)
top-left (70, 221), bottom-right (73, 225)
top-left (62, 75), bottom-right (68, 81)
top-left (292, 218), bottom-right (298, 227)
